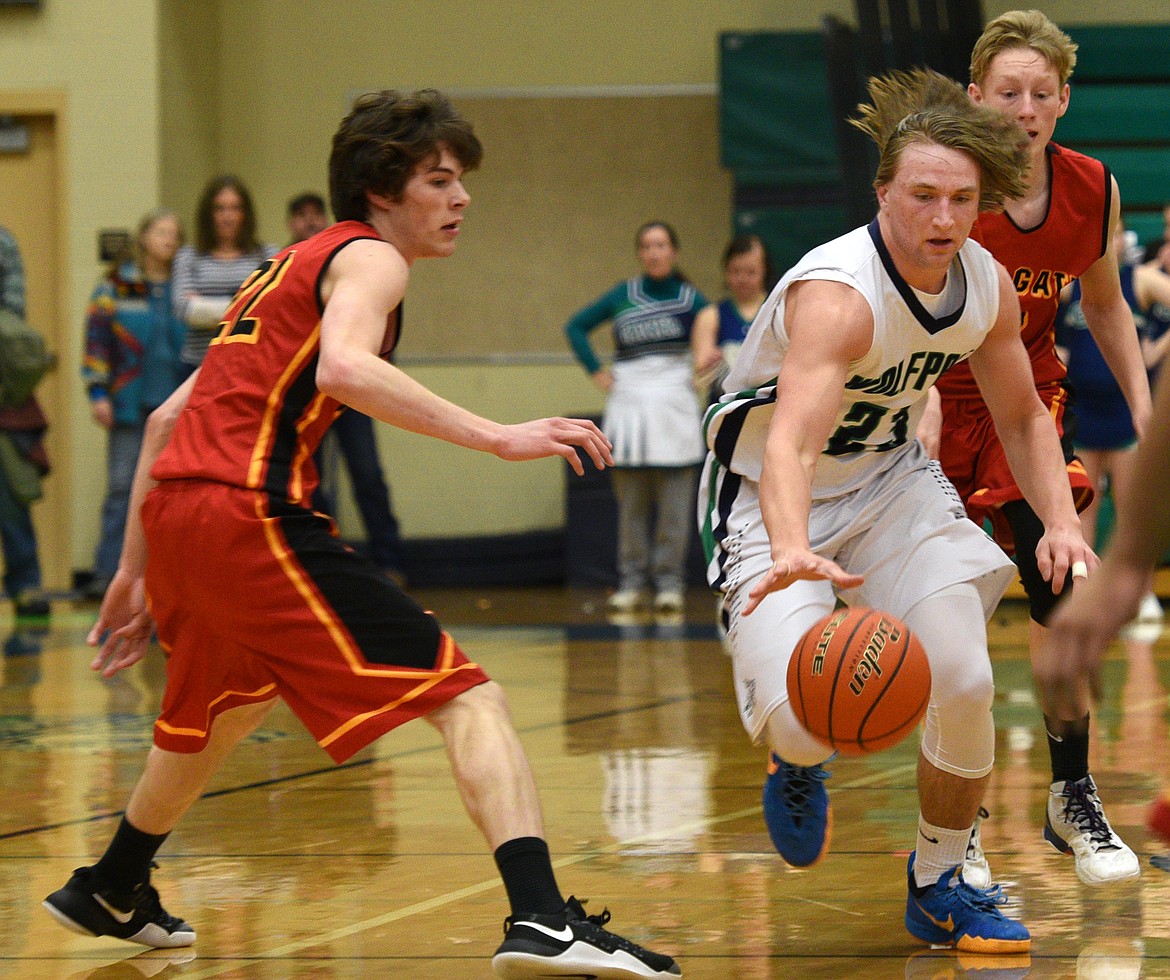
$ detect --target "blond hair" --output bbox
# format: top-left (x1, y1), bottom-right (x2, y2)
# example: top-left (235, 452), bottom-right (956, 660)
top-left (970, 9), bottom-right (1078, 87)
top-left (125, 208), bottom-right (183, 272)
top-left (850, 68), bottom-right (1030, 212)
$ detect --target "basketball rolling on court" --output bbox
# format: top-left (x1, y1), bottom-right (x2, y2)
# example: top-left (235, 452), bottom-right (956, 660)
top-left (4, 586), bottom-right (1170, 977)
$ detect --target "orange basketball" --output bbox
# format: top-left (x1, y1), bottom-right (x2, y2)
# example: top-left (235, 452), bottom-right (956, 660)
top-left (786, 607), bottom-right (931, 756)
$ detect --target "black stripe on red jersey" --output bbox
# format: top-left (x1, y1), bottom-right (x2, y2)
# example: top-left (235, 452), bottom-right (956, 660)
top-left (263, 352), bottom-right (329, 502)
top-left (1097, 163), bottom-right (1113, 261)
top-left (268, 496), bottom-right (444, 670)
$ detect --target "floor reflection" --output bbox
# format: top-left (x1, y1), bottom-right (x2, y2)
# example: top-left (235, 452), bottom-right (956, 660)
top-left (2, 592), bottom-right (1170, 977)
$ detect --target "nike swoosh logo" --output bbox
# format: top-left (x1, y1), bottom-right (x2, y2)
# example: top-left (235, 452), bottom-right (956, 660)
top-left (919, 830), bottom-right (939, 844)
top-left (94, 893), bottom-right (135, 924)
top-left (915, 901), bottom-right (954, 932)
top-left (518, 921), bottom-right (575, 942)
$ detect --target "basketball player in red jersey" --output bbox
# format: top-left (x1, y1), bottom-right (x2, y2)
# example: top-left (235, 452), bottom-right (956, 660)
top-left (925, 11), bottom-right (1151, 887)
top-left (42, 90), bottom-right (680, 980)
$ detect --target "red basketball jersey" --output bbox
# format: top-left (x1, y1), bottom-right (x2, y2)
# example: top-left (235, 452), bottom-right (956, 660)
top-left (153, 220), bottom-right (397, 505)
top-left (937, 143), bottom-right (1111, 400)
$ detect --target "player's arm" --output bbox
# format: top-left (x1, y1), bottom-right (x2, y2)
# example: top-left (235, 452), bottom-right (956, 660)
top-left (915, 385), bottom-right (942, 459)
top-left (88, 367), bottom-right (202, 675)
top-left (317, 240), bottom-right (613, 475)
top-left (968, 264), bottom-right (1095, 590)
top-left (1045, 371), bottom-right (1170, 711)
top-left (744, 280), bottom-right (868, 614)
top-left (691, 303), bottom-right (723, 379)
top-left (1078, 179), bottom-right (1152, 437)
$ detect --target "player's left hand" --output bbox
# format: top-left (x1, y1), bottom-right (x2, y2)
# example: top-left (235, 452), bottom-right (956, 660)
top-left (87, 569), bottom-right (155, 677)
top-left (495, 418), bottom-right (615, 475)
top-left (1035, 523), bottom-right (1098, 594)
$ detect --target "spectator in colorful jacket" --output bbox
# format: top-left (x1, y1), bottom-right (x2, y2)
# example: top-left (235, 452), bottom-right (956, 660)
top-left (82, 209), bottom-right (186, 599)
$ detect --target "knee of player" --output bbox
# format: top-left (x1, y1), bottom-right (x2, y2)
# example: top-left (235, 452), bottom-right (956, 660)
top-left (428, 679), bottom-right (511, 730)
top-left (764, 702), bottom-right (834, 766)
top-left (1026, 584), bottom-right (1063, 626)
top-left (930, 662), bottom-right (995, 717)
top-left (1012, 545), bottom-right (1065, 625)
top-left (465, 678), bottom-right (510, 715)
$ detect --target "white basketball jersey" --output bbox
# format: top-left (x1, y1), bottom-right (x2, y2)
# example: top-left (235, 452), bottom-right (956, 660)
top-left (704, 220), bottom-right (1001, 498)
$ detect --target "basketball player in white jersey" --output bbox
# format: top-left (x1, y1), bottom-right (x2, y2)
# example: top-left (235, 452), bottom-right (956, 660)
top-left (699, 69), bottom-right (1095, 954)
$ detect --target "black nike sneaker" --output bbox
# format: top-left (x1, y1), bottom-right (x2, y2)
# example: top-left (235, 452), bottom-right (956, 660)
top-left (43, 865), bottom-right (195, 948)
top-left (492, 895), bottom-right (680, 978)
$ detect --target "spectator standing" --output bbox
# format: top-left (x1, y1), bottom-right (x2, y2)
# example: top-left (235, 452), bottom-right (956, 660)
top-left (566, 222), bottom-right (708, 613)
top-left (173, 174), bottom-right (277, 373)
top-left (1056, 217), bottom-right (1170, 624)
top-left (0, 225), bottom-right (50, 619)
top-left (692, 233), bottom-right (771, 404)
top-left (82, 209), bottom-right (186, 600)
top-left (1141, 239), bottom-right (1170, 379)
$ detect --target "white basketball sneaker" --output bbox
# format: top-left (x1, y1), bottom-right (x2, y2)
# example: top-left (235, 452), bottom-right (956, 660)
top-left (1044, 776), bottom-right (1140, 884)
top-left (607, 588), bottom-right (647, 613)
top-left (1137, 592), bottom-right (1163, 624)
top-left (962, 806), bottom-right (992, 889)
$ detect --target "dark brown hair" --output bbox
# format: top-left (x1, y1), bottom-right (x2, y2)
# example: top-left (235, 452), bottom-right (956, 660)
top-left (194, 174), bottom-right (259, 254)
top-left (329, 89), bottom-right (483, 223)
top-left (635, 221), bottom-right (687, 280)
top-left (723, 232), bottom-right (773, 286)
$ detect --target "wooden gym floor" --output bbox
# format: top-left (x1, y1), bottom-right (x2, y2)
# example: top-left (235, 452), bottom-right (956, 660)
top-left (3, 586), bottom-right (1170, 979)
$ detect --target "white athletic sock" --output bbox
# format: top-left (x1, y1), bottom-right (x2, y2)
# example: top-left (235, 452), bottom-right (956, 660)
top-left (914, 815), bottom-right (972, 889)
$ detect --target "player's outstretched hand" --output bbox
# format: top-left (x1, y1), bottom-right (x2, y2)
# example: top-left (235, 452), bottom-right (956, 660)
top-left (87, 570), bottom-right (154, 677)
top-left (496, 417), bottom-right (615, 475)
top-left (743, 550), bottom-right (865, 616)
top-left (1035, 523), bottom-right (1098, 595)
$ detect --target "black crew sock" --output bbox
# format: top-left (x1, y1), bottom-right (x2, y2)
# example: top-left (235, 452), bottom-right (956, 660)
top-left (92, 816), bottom-right (170, 896)
top-left (1045, 714), bottom-right (1091, 785)
top-left (494, 836), bottom-right (565, 916)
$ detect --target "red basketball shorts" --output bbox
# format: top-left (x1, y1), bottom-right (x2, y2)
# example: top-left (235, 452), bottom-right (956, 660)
top-left (939, 382), bottom-right (1093, 555)
top-left (142, 480), bottom-right (489, 762)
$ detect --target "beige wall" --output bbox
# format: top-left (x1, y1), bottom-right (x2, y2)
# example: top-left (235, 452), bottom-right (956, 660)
top-left (158, 1), bottom-right (221, 220)
top-left (0, 0), bottom-right (1167, 575)
top-left (341, 365), bottom-right (604, 538)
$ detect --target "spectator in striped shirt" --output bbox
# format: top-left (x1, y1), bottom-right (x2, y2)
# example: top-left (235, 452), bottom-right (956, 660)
top-left (173, 174), bottom-right (278, 373)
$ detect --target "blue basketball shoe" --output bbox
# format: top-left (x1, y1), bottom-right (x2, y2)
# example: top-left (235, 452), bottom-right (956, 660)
top-left (905, 852), bottom-right (1031, 954)
top-left (762, 752), bottom-right (832, 867)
